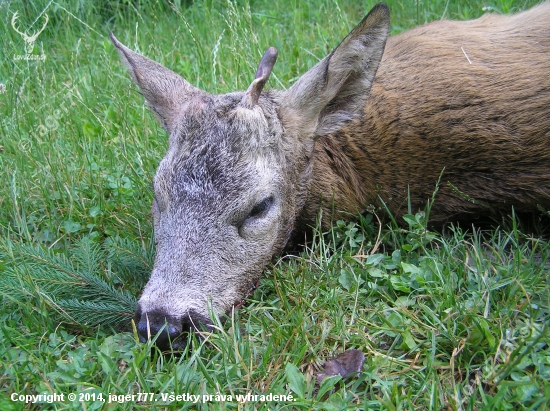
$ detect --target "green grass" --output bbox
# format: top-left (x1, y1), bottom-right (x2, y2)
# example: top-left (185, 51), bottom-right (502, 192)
top-left (1, 0), bottom-right (549, 410)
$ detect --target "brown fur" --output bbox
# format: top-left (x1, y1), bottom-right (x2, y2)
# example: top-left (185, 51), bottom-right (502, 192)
top-left (304, 3), bottom-right (550, 226)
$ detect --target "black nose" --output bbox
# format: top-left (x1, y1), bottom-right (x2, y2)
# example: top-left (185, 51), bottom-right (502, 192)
top-left (135, 308), bottom-right (186, 350)
top-left (134, 306), bottom-right (214, 351)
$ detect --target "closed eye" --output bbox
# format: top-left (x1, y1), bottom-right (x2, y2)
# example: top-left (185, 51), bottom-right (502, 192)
top-left (248, 196), bottom-right (274, 219)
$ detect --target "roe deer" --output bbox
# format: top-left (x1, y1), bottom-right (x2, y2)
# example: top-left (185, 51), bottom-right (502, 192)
top-left (111, 3), bottom-right (550, 349)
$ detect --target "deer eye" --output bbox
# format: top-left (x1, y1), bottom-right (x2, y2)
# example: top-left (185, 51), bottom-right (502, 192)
top-left (248, 196), bottom-right (274, 219)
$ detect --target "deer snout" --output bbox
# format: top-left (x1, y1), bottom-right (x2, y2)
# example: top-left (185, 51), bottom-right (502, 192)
top-left (134, 306), bottom-right (213, 351)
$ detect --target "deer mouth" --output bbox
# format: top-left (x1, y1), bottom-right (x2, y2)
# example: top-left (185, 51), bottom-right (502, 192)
top-left (233, 279), bottom-right (261, 309)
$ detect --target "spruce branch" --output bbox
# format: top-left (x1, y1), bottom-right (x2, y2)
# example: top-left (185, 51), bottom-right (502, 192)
top-left (0, 236), bottom-right (148, 330)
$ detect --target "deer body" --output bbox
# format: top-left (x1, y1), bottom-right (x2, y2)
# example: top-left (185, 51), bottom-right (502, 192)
top-left (304, 6), bottom-right (550, 226)
top-left (111, 3), bottom-right (550, 349)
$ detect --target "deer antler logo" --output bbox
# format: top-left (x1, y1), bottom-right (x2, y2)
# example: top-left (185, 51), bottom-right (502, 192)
top-left (11, 11), bottom-right (49, 55)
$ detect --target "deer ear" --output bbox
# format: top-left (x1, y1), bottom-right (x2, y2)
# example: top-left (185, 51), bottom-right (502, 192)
top-left (110, 32), bottom-right (206, 134)
top-left (281, 3), bottom-right (390, 138)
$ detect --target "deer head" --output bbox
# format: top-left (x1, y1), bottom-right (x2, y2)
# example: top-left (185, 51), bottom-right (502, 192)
top-left (11, 11), bottom-right (49, 55)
